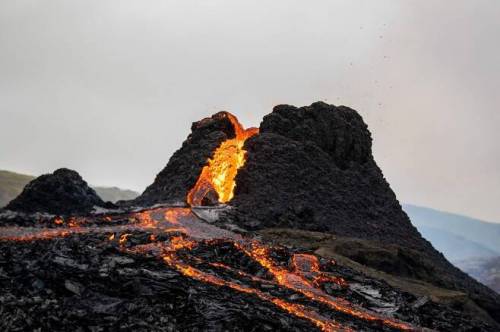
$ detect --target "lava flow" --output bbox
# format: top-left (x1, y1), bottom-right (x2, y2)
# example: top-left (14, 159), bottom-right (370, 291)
top-left (187, 113), bottom-right (258, 206)
top-left (0, 207), bottom-right (416, 331)
top-left (0, 114), bottom-right (417, 331)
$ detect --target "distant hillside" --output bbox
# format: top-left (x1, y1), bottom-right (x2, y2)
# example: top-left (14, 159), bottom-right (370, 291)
top-left (93, 187), bottom-right (139, 203)
top-left (0, 171), bottom-right (35, 207)
top-left (0, 170), bottom-right (138, 205)
top-left (456, 257), bottom-right (500, 294)
top-left (417, 225), bottom-right (498, 262)
top-left (404, 204), bottom-right (500, 256)
top-left (404, 204), bottom-right (500, 294)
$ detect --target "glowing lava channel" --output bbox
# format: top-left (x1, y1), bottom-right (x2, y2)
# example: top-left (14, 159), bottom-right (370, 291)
top-left (0, 208), bottom-right (416, 331)
top-left (187, 113), bottom-right (258, 206)
top-left (159, 236), bottom-right (348, 332)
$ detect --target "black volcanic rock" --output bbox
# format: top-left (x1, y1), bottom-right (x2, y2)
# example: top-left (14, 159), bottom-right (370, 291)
top-left (129, 102), bottom-right (500, 324)
top-left (233, 102), bottom-right (420, 249)
top-left (229, 102), bottom-right (500, 324)
top-left (133, 112), bottom-right (237, 206)
top-left (260, 102), bottom-right (372, 168)
top-left (5, 168), bottom-right (105, 215)
top-left (1, 228), bottom-right (494, 331)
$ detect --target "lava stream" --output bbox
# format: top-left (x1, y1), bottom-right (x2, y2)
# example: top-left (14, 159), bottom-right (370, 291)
top-left (187, 113), bottom-right (258, 206)
top-left (0, 207), bottom-right (416, 331)
top-left (158, 236), bottom-right (348, 332)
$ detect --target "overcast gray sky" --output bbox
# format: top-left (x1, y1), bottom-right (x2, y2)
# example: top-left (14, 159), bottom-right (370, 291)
top-left (1, 1), bottom-right (499, 222)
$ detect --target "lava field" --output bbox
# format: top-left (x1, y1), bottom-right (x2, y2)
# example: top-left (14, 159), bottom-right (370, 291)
top-left (0, 207), bottom-right (493, 331)
top-left (1, 103), bottom-right (499, 331)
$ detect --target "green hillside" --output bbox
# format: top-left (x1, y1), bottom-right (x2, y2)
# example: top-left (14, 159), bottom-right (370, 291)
top-left (0, 170), bottom-right (35, 207)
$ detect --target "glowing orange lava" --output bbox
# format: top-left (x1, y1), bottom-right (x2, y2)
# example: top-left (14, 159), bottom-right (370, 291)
top-left (187, 113), bottom-right (258, 206)
top-left (0, 208), bottom-right (416, 331)
top-left (235, 241), bottom-right (413, 331)
top-left (292, 254), bottom-right (348, 288)
top-left (119, 233), bottom-right (131, 245)
top-left (164, 208), bottom-right (190, 224)
top-left (160, 236), bottom-right (346, 332)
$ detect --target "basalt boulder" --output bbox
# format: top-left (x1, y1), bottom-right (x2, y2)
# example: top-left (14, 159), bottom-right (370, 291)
top-left (5, 168), bottom-right (106, 215)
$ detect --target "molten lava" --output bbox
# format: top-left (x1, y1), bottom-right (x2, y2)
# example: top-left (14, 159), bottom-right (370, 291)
top-left (0, 207), bottom-right (416, 331)
top-left (53, 217), bottom-right (64, 225)
top-left (187, 113), bottom-right (258, 206)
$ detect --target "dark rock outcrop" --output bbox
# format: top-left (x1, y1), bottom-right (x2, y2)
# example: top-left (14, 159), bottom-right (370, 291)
top-left (5, 168), bottom-right (106, 215)
top-left (132, 112), bottom-right (237, 206)
top-left (131, 101), bottom-right (500, 324)
top-left (233, 102), bottom-right (421, 249)
top-left (228, 102), bottom-right (500, 324)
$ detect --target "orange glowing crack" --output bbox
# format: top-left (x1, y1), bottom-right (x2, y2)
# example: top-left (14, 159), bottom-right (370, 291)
top-left (292, 254), bottom-right (348, 288)
top-left (160, 240), bottom-right (347, 332)
top-left (235, 241), bottom-right (414, 331)
top-left (164, 208), bottom-right (190, 224)
top-left (53, 217), bottom-right (64, 225)
top-left (0, 208), bottom-right (416, 331)
top-left (187, 113), bottom-right (258, 206)
top-left (209, 262), bottom-right (276, 285)
top-left (119, 233), bottom-right (131, 245)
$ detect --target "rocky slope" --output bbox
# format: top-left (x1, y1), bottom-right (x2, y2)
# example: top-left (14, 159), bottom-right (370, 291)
top-left (5, 168), bottom-right (107, 215)
top-left (232, 103), bottom-right (421, 249)
top-left (2, 102), bottom-right (500, 330)
top-left (0, 170), bottom-right (139, 206)
top-left (132, 102), bottom-right (500, 326)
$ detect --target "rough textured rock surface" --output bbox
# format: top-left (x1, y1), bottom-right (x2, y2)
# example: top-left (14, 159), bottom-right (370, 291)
top-left (132, 112), bottom-right (236, 206)
top-left (5, 168), bottom-right (105, 215)
top-left (0, 218), bottom-right (495, 331)
top-left (128, 102), bottom-right (500, 324)
top-left (233, 102), bottom-right (421, 249)
top-left (228, 102), bottom-right (500, 324)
